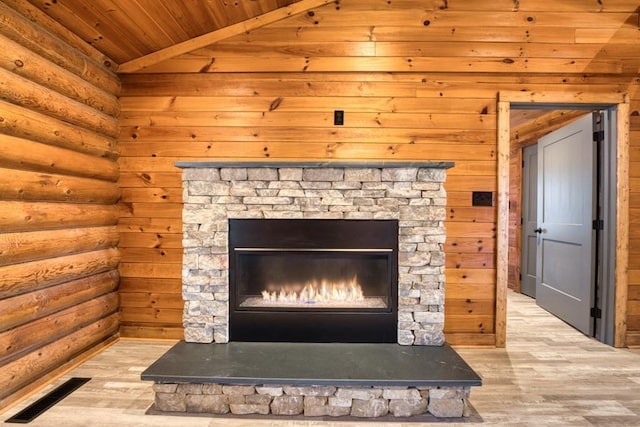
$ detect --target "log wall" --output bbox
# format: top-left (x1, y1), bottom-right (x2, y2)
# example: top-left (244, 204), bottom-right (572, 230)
top-left (118, 0), bottom-right (640, 347)
top-left (0, 1), bottom-right (121, 409)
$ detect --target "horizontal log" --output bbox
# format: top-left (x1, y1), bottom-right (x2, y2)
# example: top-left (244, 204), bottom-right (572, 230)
top-left (447, 283), bottom-right (496, 300)
top-left (117, 111), bottom-right (494, 130)
top-left (446, 207), bottom-right (496, 223)
top-left (446, 333), bottom-right (495, 347)
top-left (628, 315), bottom-right (640, 331)
top-left (0, 67), bottom-right (119, 138)
top-left (120, 126), bottom-right (495, 144)
top-left (0, 2), bottom-right (119, 95)
top-left (119, 72), bottom-right (631, 95)
top-left (0, 270), bottom-right (119, 331)
top-left (120, 187), bottom-right (182, 204)
top-left (117, 141), bottom-right (496, 161)
top-left (446, 191), bottom-right (476, 207)
top-left (446, 176), bottom-right (497, 192)
top-left (119, 247), bottom-right (182, 264)
top-left (117, 232), bottom-right (182, 249)
top-left (118, 172), bottom-right (181, 188)
top-left (118, 262), bottom-right (181, 279)
top-left (0, 33), bottom-right (119, 116)
top-left (0, 99), bottom-right (118, 159)
top-left (444, 314), bottom-right (495, 333)
top-left (0, 313), bottom-right (119, 400)
top-left (445, 237), bottom-right (495, 253)
top-left (0, 292), bottom-right (118, 362)
top-left (0, 201), bottom-right (120, 232)
top-left (119, 96), bottom-right (494, 114)
top-left (0, 168), bottom-right (120, 204)
top-left (118, 277), bottom-right (181, 293)
top-left (0, 248), bottom-right (120, 299)
top-left (335, 0), bottom-right (639, 13)
top-left (119, 325), bottom-right (183, 340)
top-left (446, 253), bottom-right (495, 269)
top-left (119, 292), bottom-right (184, 309)
top-left (120, 202), bottom-right (182, 219)
top-left (0, 226), bottom-right (119, 265)
top-left (446, 269), bottom-right (496, 284)
top-left (277, 10), bottom-right (637, 28)
top-left (446, 298), bottom-right (496, 316)
top-left (445, 222), bottom-right (496, 238)
top-left (1, 0), bottom-right (117, 72)
top-left (0, 135), bottom-right (119, 182)
top-left (120, 307), bottom-right (182, 325)
top-left (145, 55), bottom-right (627, 75)
top-left (117, 217), bottom-right (182, 233)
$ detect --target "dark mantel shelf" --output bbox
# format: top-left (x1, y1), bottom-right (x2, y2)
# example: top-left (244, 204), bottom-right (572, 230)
top-left (175, 161), bottom-right (455, 169)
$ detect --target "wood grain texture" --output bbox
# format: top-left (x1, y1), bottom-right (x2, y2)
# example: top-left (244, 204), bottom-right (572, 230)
top-left (4, 292), bottom-right (640, 426)
top-left (0, 1), bottom-right (120, 412)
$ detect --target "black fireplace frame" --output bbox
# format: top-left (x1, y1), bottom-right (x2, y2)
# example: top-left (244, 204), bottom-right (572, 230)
top-left (228, 219), bottom-right (398, 343)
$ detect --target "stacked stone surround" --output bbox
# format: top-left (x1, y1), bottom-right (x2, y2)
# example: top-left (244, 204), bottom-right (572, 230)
top-left (178, 162), bottom-right (452, 346)
top-left (153, 383), bottom-right (470, 418)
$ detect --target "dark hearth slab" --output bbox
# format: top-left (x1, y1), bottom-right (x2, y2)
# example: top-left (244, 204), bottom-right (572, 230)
top-left (142, 342), bottom-right (482, 388)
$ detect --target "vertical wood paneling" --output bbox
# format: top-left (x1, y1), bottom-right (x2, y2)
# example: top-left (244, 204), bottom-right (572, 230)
top-left (0, 2), bottom-right (120, 410)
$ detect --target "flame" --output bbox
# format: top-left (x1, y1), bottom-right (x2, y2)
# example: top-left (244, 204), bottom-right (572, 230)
top-left (261, 276), bottom-right (365, 305)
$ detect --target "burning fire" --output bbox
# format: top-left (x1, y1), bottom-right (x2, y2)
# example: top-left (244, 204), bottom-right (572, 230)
top-left (261, 276), bottom-right (365, 304)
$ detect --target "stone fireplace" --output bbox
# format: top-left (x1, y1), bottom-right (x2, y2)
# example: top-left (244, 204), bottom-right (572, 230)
top-left (178, 161), bottom-right (453, 346)
top-left (143, 161), bottom-right (482, 420)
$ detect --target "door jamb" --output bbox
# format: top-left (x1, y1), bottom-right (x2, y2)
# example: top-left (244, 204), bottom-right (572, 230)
top-left (496, 91), bottom-right (629, 348)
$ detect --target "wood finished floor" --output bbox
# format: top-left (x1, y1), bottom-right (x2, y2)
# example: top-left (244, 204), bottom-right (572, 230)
top-left (2, 291), bottom-right (640, 426)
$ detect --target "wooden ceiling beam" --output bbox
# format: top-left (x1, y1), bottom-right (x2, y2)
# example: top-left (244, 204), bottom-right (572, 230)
top-left (117, 0), bottom-right (332, 73)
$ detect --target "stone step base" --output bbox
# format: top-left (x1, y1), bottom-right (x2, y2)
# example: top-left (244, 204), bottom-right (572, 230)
top-left (152, 383), bottom-right (472, 418)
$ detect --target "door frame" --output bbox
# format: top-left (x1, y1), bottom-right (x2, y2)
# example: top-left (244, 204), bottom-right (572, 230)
top-left (496, 91), bottom-right (630, 348)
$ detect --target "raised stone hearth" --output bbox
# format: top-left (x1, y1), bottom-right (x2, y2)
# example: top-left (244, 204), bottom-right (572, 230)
top-left (143, 341), bottom-right (481, 419)
top-left (142, 161), bottom-right (483, 421)
top-left (178, 161), bottom-right (454, 346)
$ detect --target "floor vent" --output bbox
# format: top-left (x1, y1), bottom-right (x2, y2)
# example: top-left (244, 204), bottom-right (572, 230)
top-left (5, 377), bottom-right (91, 424)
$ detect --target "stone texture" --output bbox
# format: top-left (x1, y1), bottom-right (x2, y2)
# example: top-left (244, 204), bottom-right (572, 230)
top-left (256, 386), bottom-right (283, 396)
top-left (335, 388), bottom-right (382, 400)
top-left (230, 404), bottom-right (270, 415)
top-left (389, 398), bottom-right (428, 417)
top-left (382, 388), bottom-right (421, 400)
top-left (152, 382), bottom-right (471, 420)
top-left (427, 398), bottom-right (465, 418)
top-left (270, 395), bottom-right (304, 415)
top-left (153, 383), bottom-right (178, 393)
top-left (185, 394), bottom-right (229, 414)
top-left (350, 398), bottom-right (389, 418)
top-left (283, 386), bottom-right (336, 396)
top-left (155, 393), bottom-right (186, 412)
top-left (181, 166), bottom-right (448, 347)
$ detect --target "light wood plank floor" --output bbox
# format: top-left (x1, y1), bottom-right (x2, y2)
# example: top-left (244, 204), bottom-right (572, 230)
top-left (2, 291), bottom-right (640, 426)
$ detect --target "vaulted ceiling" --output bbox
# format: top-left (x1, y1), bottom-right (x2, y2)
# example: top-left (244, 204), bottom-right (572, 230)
top-left (23, 0), bottom-right (304, 65)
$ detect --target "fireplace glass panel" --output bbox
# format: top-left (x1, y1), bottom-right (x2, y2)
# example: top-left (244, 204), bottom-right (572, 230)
top-left (235, 250), bottom-right (392, 311)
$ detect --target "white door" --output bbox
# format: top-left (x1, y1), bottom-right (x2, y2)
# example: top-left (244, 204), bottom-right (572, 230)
top-left (535, 113), bottom-right (596, 336)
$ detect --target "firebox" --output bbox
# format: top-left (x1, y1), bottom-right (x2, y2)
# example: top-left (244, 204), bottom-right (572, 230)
top-left (229, 219), bottom-right (398, 343)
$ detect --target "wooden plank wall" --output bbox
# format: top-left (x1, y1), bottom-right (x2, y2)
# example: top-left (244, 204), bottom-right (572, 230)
top-left (0, 1), bottom-right (121, 408)
top-left (117, 0), bottom-right (640, 346)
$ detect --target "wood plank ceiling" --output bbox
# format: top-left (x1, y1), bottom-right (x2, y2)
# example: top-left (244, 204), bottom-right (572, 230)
top-left (23, 0), bottom-right (301, 65)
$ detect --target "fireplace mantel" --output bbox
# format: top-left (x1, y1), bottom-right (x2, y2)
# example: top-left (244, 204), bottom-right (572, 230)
top-left (176, 160), bottom-right (454, 169)
top-left (179, 161), bottom-right (453, 346)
